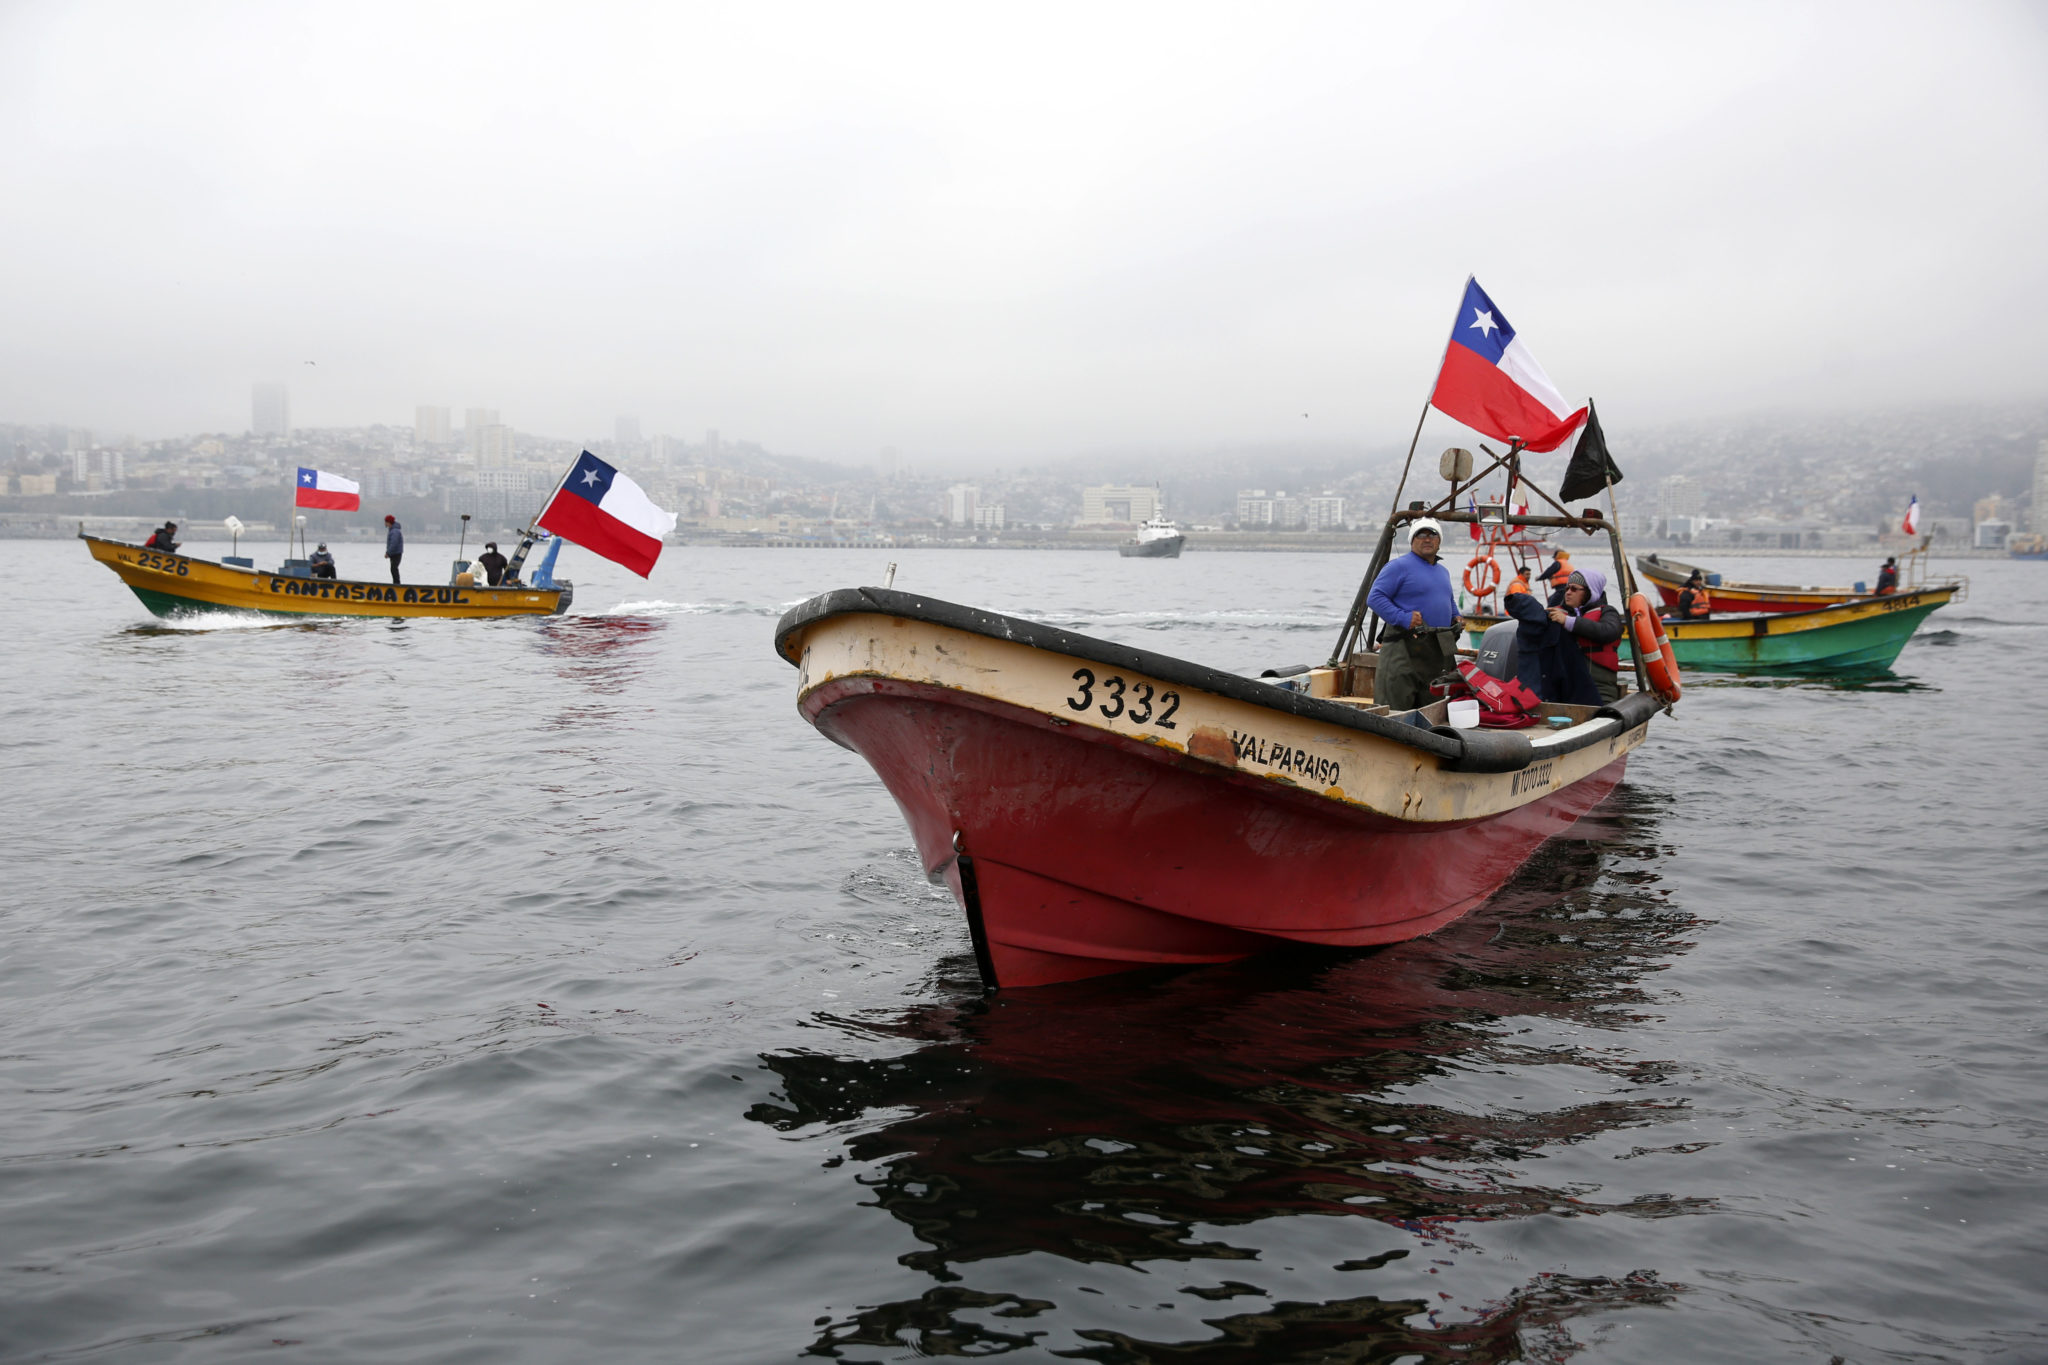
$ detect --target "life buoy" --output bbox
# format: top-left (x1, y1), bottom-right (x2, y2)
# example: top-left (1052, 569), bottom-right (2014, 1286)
top-left (1463, 556), bottom-right (1501, 596)
top-left (1628, 592), bottom-right (1682, 704)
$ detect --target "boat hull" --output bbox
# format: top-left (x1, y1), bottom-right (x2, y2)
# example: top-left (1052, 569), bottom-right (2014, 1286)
top-left (780, 590), bottom-right (1655, 989)
top-left (82, 535), bottom-right (570, 619)
top-left (1464, 587), bottom-right (1954, 676)
top-left (1118, 535), bottom-right (1185, 558)
top-left (808, 677), bottom-right (1625, 987)
top-left (1636, 554), bottom-right (1857, 612)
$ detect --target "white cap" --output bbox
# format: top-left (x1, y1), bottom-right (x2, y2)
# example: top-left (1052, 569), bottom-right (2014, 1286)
top-left (1408, 518), bottom-right (1443, 541)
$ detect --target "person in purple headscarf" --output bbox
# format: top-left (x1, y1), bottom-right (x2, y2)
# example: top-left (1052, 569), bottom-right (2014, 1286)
top-left (1547, 565), bottom-right (1626, 702)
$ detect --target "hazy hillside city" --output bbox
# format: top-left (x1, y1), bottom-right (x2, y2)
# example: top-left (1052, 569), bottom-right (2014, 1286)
top-left (7, 391), bottom-right (2045, 553)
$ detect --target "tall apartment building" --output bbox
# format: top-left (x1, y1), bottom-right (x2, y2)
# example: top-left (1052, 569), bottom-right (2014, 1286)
top-left (252, 382), bottom-right (290, 436)
top-left (464, 408), bottom-right (500, 461)
top-left (945, 484), bottom-right (979, 526)
top-left (1081, 484), bottom-right (1162, 525)
top-left (1235, 490), bottom-right (1273, 526)
top-left (475, 423), bottom-right (515, 468)
top-left (1305, 494), bottom-right (1346, 530)
top-left (1656, 474), bottom-right (1703, 528)
top-left (974, 504), bottom-right (1006, 531)
top-left (415, 406), bottom-right (451, 445)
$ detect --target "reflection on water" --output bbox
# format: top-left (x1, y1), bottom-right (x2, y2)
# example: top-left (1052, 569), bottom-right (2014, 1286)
top-left (749, 788), bottom-right (1705, 1359)
top-left (534, 615), bottom-right (666, 702)
top-left (1693, 672), bottom-right (1939, 694)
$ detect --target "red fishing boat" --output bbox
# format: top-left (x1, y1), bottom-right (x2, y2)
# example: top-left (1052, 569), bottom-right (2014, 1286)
top-left (775, 483), bottom-right (1673, 989)
top-left (1635, 543), bottom-right (1962, 614)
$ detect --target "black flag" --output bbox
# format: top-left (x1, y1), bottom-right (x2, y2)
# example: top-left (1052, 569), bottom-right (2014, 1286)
top-left (1558, 400), bottom-right (1622, 503)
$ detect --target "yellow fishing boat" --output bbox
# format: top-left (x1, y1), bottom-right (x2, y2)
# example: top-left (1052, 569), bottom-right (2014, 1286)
top-left (81, 532), bottom-right (572, 620)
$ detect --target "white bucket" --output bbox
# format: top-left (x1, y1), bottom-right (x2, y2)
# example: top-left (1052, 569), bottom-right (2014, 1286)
top-left (1447, 698), bottom-right (1480, 729)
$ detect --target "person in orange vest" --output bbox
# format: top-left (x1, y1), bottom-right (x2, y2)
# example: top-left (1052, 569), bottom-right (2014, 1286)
top-left (1669, 569), bottom-right (1712, 621)
top-left (1535, 549), bottom-right (1573, 589)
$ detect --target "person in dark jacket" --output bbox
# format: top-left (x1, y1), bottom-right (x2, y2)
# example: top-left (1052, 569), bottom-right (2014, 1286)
top-left (476, 541), bottom-right (508, 587)
top-left (309, 543), bottom-right (336, 578)
top-left (144, 522), bottom-right (179, 552)
top-left (1503, 574), bottom-right (1600, 706)
top-left (1875, 557), bottom-right (1899, 594)
top-left (383, 515), bottom-right (403, 584)
top-left (1548, 566), bottom-right (1625, 702)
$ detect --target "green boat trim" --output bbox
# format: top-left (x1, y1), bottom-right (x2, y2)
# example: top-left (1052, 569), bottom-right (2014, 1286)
top-left (1463, 587), bottom-right (1957, 676)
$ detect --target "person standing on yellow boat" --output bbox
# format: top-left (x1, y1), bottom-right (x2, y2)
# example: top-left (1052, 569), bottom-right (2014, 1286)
top-left (383, 515), bottom-right (404, 585)
top-left (1368, 519), bottom-right (1458, 711)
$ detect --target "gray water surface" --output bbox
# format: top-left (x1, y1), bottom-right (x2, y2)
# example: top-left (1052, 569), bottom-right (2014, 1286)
top-left (3, 542), bottom-right (2044, 1362)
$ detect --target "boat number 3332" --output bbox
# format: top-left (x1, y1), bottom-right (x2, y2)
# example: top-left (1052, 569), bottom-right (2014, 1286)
top-left (1067, 668), bottom-right (1181, 728)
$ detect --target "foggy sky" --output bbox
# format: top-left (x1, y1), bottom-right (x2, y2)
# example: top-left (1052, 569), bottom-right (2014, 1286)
top-left (3, 1), bottom-right (2044, 464)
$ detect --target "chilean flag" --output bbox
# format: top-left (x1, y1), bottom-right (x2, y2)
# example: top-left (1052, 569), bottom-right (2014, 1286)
top-left (1901, 494), bottom-right (1920, 536)
top-left (1429, 278), bottom-right (1586, 453)
top-left (295, 466), bottom-right (360, 511)
top-left (536, 451), bottom-right (677, 578)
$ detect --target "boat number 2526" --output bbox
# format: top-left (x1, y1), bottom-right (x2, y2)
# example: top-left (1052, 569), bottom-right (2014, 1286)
top-left (1068, 668), bottom-right (1179, 728)
top-left (135, 552), bottom-right (189, 575)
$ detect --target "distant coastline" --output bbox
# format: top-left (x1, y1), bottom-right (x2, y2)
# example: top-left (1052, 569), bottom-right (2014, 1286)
top-left (3, 514), bottom-right (2021, 559)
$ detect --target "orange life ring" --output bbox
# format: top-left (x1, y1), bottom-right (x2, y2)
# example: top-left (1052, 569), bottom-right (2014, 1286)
top-left (1463, 556), bottom-right (1501, 596)
top-left (1628, 592), bottom-right (1682, 704)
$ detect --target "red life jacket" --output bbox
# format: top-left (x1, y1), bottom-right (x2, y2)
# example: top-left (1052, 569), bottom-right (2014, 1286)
top-left (1573, 604), bottom-right (1621, 672)
top-left (1455, 660), bottom-right (1543, 728)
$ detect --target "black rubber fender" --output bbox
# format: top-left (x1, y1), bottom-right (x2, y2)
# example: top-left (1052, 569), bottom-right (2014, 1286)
top-left (1430, 726), bottom-right (1535, 773)
top-left (1596, 691), bottom-right (1664, 730)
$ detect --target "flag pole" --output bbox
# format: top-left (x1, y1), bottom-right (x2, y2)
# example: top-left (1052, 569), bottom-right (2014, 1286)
top-left (1382, 276), bottom-right (1468, 521)
top-left (502, 457), bottom-right (578, 586)
top-left (1328, 279), bottom-right (1468, 666)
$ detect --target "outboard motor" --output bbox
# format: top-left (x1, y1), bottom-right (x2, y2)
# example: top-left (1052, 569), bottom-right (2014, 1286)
top-left (1474, 620), bottom-right (1520, 681)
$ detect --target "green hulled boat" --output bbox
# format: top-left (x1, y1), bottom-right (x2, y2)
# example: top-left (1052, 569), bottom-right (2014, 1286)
top-left (1464, 586), bottom-right (1958, 676)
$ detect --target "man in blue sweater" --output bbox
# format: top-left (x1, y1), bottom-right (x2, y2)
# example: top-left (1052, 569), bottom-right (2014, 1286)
top-left (1368, 518), bottom-right (1459, 711)
top-left (384, 514), bottom-right (404, 584)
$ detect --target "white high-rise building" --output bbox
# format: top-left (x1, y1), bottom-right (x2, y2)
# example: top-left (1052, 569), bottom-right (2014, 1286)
top-left (1657, 474), bottom-right (1703, 528)
top-left (1305, 494), bottom-right (1346, 530)
top-left (465, 408), bottom-right (499, 461)
top-left (945, 484), bottom-right (979, 526)
top-left (415, 406), bottom-right (451, 445)
top-left (252, 382), bottom-right (290, 436)
top-left (476, 423), bottom-right (515, 468)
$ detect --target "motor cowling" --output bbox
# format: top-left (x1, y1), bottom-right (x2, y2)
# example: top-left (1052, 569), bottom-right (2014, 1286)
top-left (1474, 620), bottom-right (1520, 680)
